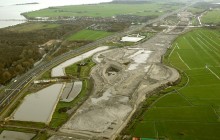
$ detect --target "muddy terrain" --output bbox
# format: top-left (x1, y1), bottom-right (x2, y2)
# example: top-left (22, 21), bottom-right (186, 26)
top-left (59, 32), bottom-right (180, 139)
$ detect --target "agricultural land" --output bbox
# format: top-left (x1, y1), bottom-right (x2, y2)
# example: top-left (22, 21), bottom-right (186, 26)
top-left (201, 9), bottom-right (220, 25)
top-left (22, 2), bottom-right (182, 19)
top-left (126, 28), bottom-right (220, 140)
top-left (1, 0), bottom-right (220, 140)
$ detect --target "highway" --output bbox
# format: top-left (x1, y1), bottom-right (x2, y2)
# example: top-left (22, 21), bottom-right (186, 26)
top-left (0, 1), bottom-right (197, 119)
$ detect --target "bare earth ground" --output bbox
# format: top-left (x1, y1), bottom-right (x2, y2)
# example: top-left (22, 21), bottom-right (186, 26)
top-left (55, 29), bottom-right (180, 139)
top-left (48, 11), bottom-right (194, 140)
top-left (47, 10), bottom-right (196, 137)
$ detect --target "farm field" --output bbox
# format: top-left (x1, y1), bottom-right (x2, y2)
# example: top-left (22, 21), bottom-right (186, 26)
top-left (67, 30), bottom-right (113, 41)
top-left (23, 3), bottom-right (181, 18)
top-left (201, 9), bottom-right (220, 25)
top-left (130, 28), bottom-right (220, 140)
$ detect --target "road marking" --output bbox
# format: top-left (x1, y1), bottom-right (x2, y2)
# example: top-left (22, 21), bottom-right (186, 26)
top-left (206, 66), bottom-right (220, 80)
top-left (177, 52), bottom-right (191, 70)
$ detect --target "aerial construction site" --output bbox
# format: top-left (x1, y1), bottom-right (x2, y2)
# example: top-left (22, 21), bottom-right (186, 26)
top-left (59, 39), bottom-right (179, 139)
top-left (50, 14), bottom-right (192, 139)
top-left (1, 0), bottom-right (219, 139)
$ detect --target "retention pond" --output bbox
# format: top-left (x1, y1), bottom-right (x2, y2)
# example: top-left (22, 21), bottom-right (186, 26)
top-left (11, 84), bottom-right (64, 124)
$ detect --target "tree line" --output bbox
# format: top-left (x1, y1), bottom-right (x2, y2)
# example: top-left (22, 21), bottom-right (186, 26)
top-left (0, 21), bottom-right (91, 85)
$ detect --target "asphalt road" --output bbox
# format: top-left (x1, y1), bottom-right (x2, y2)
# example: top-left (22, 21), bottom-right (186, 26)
top-left (0, 1), bottom-right (197, 120)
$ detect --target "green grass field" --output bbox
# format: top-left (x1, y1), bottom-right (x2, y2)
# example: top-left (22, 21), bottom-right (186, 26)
top-left (7, 23), bottom-right (59, 32)
top-left (65, 58), bottom-right (95, 78)
top-left (67, 30), bottom-right (112, 41)
top-left (201, 9), bottom-right (220, 25)
top-left (23, 3), bottom-right (181, 18)
top-left (129, 28), bottom-right (220, 140)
